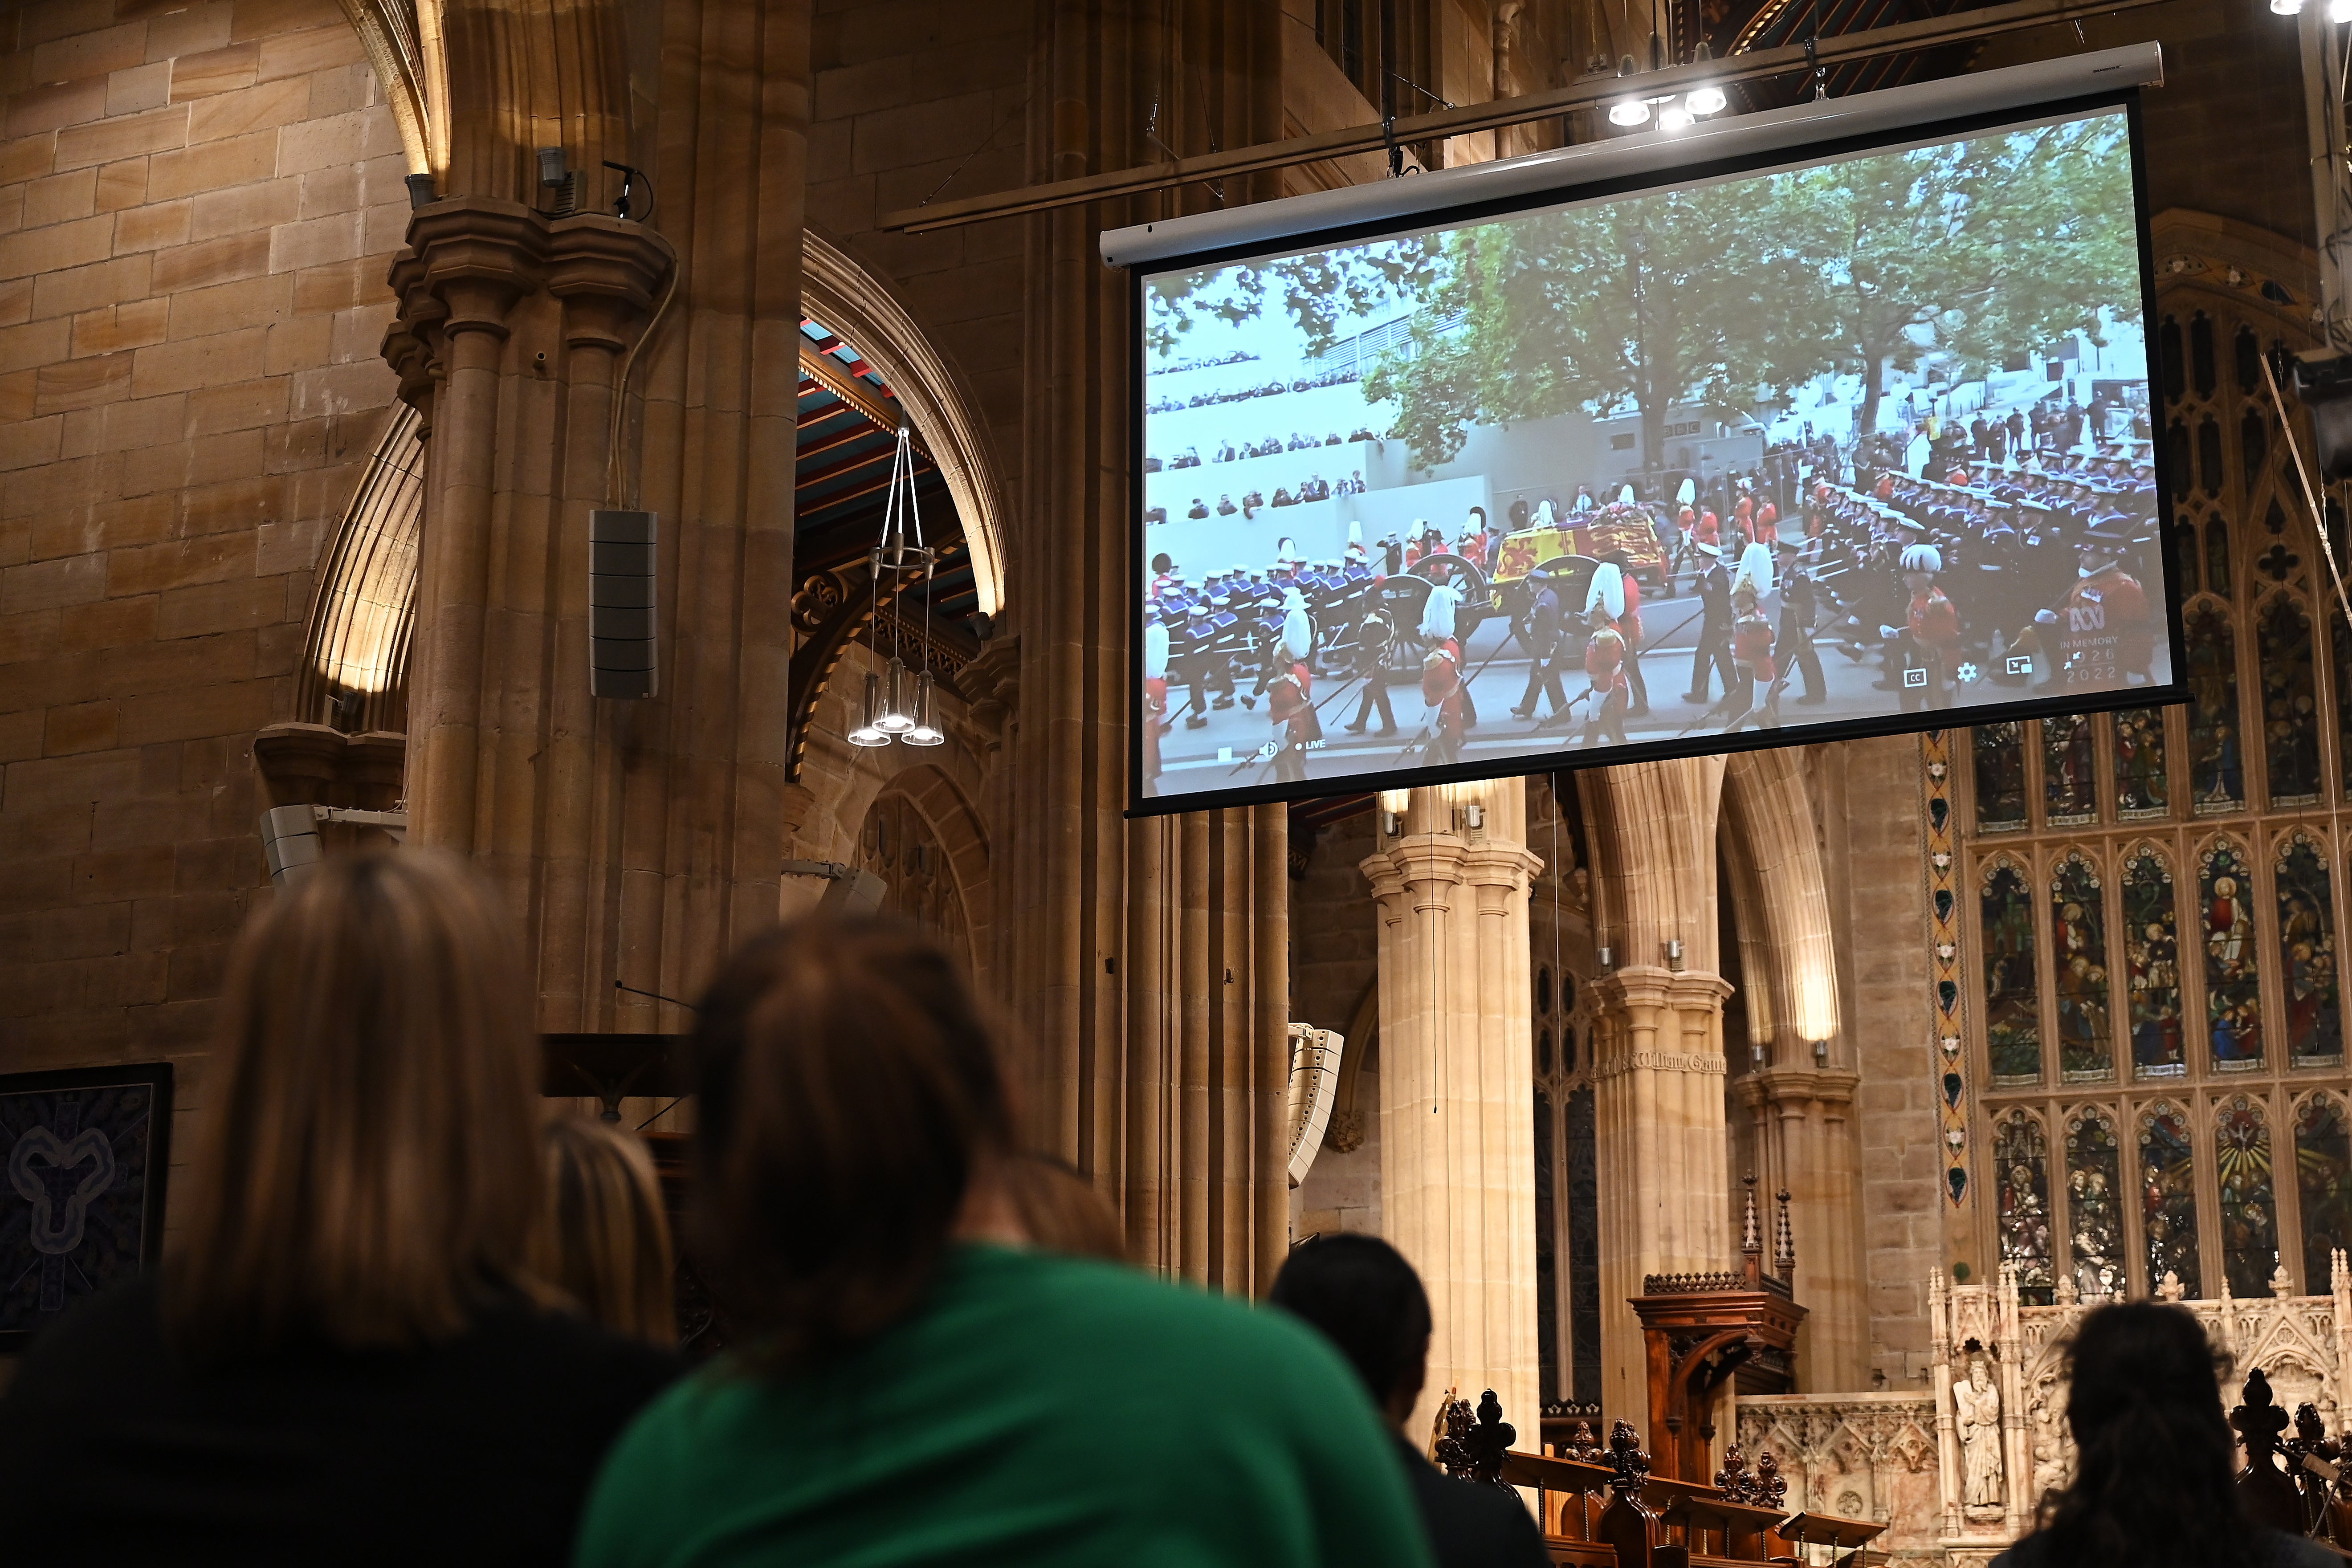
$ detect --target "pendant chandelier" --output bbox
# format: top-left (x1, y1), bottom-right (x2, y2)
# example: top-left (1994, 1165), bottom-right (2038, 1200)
top-left (847, 425), bottom-right (944, 749)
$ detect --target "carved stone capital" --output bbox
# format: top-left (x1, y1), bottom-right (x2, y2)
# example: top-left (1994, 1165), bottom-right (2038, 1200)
top-left (545, 214), bottom-right (675, 354)
top-left (1594, 964), bottom-right (1734, 1014)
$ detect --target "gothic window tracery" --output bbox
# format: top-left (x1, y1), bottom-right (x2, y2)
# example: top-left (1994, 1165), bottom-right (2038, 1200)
top-left (2201, 837), bottom-right (2262, 1072)
top-left (1961, 269), bottom-right (2349, 1300)
top-left (2215, 1095), bottom-right (2279, 1296)
top-left (2050, 851), bottom-right (2112, 1082)
top-left (2294, 1092), bottom-right (2352, 1290)
top-left (1996, 1109), bottom-right (2055, 1305)
top-left (1981, 858), bottom-right (2040, 1084)
top-left (2064, 1106), bottom-right (2125, 1300)
top-left (2140, 1100), bottom-right (2201, 1297)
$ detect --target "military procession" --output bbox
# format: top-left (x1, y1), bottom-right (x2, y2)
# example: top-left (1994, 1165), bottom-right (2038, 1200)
top-left (1141, 408), bottom-right (2166, 797)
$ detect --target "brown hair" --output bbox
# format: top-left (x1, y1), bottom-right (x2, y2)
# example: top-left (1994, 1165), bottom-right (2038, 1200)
top-left (531, 1118), bottom-right (677, 1346)
top-left (1003, 1152), bottom-right (1126, 1263)
top-left (167, 851), bottom-right (543, 1354)
top-left (692, 917), bottom-right (1014, 1368)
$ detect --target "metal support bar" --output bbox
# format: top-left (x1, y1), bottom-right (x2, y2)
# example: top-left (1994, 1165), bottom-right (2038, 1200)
top-left (880, 0), bottom-right (2173, 235)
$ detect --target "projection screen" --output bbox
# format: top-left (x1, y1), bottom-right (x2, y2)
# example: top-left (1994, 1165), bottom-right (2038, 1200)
top-left (1119, 54), bottom-right (2181, 814)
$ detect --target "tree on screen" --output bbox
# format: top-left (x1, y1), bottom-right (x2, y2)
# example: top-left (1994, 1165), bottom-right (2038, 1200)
top-left (1798, 116), bottom-right (2137, 438)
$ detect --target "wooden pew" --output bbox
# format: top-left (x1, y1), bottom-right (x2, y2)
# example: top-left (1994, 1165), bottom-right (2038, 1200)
top-left (1770, 1510), bottom-right (1887, 1568)
top-left (1499, 1449), bottom-right (1619, 1567)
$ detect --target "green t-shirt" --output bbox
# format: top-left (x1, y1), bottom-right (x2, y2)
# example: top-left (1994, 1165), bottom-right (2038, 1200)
top-left (575, 1245), bottom-right (1435, 1568)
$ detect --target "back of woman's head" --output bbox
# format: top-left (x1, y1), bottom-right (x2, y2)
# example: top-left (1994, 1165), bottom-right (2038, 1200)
top-left (169, 851), bottom-right (541, 1355)
top-left (532, 1118), bottom-right (677, 1347)
top-left (2037, 1301), bottom-right (2256, 1568)
top-left (692, 917), bottom-right (1013, 1369)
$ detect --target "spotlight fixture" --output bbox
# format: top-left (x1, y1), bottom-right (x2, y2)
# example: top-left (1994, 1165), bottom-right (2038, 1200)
top-left (2273, 0), bottom-right (2304, 12)
top-left (1608, 54), bottom-right (1652, 127)
top-left (2335, 0), bottom-right (2352, 21)
top-left (848, 672), bottom-right (889, 747)
top-left (1813, 1038), bottom-right (1831, 1066)
top-left (1379, 787), bottom-right (1409, 837)
top-left (876, 657), bottom-right (915, 733)
top-left (1685, 44), bottom-right (1728, 116)
top-left (903, 672), bottom-right (945, 746)
top-left (1658, 102), bottom-right (1694, 132)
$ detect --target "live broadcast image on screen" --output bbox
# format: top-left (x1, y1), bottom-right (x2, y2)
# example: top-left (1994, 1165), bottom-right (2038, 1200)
top-left (1135, 105), bottom-right (2172, 806)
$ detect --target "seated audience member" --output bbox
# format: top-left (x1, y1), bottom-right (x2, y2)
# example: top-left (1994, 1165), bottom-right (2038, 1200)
top-left (576, 918), bottom-right (1430, 1568)
top-left (1271, 1235), bottom-right (1548, 1568)
top-left (533, 1116), bottom-right (679, 1347)
top-left (1990, 1302), bottom-right (2335, 1568)
top-left (1002, 1150), bottom-right (1127, 1263)
top-left (0, 852), bottom-right (682, 1568)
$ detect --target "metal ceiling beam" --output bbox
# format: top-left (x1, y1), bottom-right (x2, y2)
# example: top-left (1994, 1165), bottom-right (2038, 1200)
top-left (878, 0), bottom-right (2170, 236)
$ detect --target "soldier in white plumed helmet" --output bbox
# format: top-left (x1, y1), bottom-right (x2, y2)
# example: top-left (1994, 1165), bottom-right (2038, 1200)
top-left (1876, 542), bottom-right (1962, 712)
top-left (1578, 560), bottom-right (1632, 747)
top-left (1419, 578), bottom-right (1470, 765)
top-left (1141, 619), bottom-right (1171, 791)
top-left (1724, 560), bottom-right (1782, 733)
top-left (1266, 588), bottom-right (1318, 783)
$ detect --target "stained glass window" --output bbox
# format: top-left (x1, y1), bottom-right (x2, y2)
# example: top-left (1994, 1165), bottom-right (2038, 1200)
top-left (2139, 1100), bottom-right (2201, 1298)
top-left (2124, 847), bottom-right (2186, 1079)
top-left (2044, 717), bottom-right (2098, 826)
top-left (2201, 838), bottom-right (2263, 1071)
top-left (2187, 604), bottom-right (2244, 813)
top-left (2114, 708), bottom-right (2169, 819)
top-left (2274, 831), bottom-right (2342, 1068)
top-left (1982, 859), bottom-right (2041, 1084)
top-left (2051, 851), bottom-right (2112, 1082)
top-left (2258, 595), bottom-right (2322, 807)
top-left (2216, 1096), bottom-right (2279, 1298)
top-left (2207, 516), bottom-right (2234, 598)
top-left (1974, 721), bottom-right (2028, 832)
top-left (1996, 1109), bottom-right (2054, 1305)
top-left (2064, 1107), bottom-right (2125, 1300)
top-left (2295, 1094), bottom-right (2352, 1294)
top-left (2177, 525), bottom-right (2200, 597)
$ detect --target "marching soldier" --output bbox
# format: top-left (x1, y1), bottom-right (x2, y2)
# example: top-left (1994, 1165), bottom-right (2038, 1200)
top-left (1878, 543), bottom-right (1962, 711)
top-left (1512, 566), bottom-right (1569, 723)
top-left (1580, 562), bottom-right (1631, 747)
top-left (1419, 581), bottom-right (1469, 766)
top-left (1683, 543), bottom-right (1735, 704)
top-left (1602, 549), bottom-right (1649, 715)
top-left (1342, 602), bottom-right (1399, 736)
top-left (1142, 620), bottom-right (1170, 790)
top-left (1773, 537), bottom-right (1825, 705)
top-left (1267, 589), bottom-right (1318, 783)
top-left (1178, 602), bottom-right (1233, 728)
top-left (2050, 520), bottom-right (2155, 688)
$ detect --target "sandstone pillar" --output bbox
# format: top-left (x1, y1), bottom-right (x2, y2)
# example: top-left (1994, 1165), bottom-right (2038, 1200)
top-left (1580, 757), bottom-right (1730, 1425)
top-left (997, 2), bottom-right (1294, 1297)
top-left (1361, 780), bottom-right (1543, 1438)
top-left (382, 0), bottom-right (807, 1026)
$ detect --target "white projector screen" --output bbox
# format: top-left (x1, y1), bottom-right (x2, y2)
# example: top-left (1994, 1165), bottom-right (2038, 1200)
top-left (1128, 93), bottom-right (2179, 813)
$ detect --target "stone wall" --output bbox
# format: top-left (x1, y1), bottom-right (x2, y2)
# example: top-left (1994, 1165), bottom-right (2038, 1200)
top-left (1819, 735), bottom-right (1941, 1388)
top-left (0, 0), bottom-right (404, 1152)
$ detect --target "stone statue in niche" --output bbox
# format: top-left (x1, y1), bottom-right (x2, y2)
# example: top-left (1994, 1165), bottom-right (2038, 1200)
top-left (1955, 1353), bottom-right (2006, 1519)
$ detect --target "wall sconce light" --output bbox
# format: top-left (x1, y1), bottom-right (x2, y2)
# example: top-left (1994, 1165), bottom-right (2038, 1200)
top-left (1664, 937), bottom-right (1684, 972)
top-left (1464, 802), bottom-right (1485, 831)
top-left (1597, 945), bottom-right (1614, 970)
top-left (1750, 1042), bottom-right (1767, 1069)
top-left (1379, 788), bottom-right (1408, 837)
top-left (1812, 1039), bottom-right (1831, 1066)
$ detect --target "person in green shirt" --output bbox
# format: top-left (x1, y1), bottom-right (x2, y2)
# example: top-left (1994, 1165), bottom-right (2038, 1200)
top-left (575, 917), bottom-right (1433, 1568)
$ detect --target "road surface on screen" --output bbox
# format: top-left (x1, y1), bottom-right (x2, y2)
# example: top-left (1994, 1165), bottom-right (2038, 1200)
top-left (1135, 105), bottom-right (2167, 806)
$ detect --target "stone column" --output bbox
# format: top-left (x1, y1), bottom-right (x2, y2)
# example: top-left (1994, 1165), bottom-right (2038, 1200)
top-left (1361, 779), bottom-right (1543, 1439)
top-left (1579, 756), bottom-right (1732, 1427)
top-left (998, 1), bottom-right (1293, 1298)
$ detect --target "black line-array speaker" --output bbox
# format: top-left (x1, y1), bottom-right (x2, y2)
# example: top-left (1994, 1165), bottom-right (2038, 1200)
top-left (590, 509), bottom-right (657, 699)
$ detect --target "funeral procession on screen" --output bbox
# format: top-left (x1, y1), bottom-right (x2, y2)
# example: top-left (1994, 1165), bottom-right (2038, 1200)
top-left (1137, 109), bottom-right (2169, 801)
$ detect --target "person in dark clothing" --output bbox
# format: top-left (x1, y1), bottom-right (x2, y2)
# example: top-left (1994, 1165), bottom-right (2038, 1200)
top-left (1775, 539), bottom-right (1826, 704)
top-left (1345, 605), bottom-right (1399, 735)
top-left (1683, 546), bottom-right (1734, 703)
top-left (1511, 568), bottom-right (1569, 721)
top-left (1989, 1302), bottom-right (2336, 1568)
top-left (1270, 1234), bottom-right (1549, 1568)
top-left (0, 851), bottom-right (682, 1568)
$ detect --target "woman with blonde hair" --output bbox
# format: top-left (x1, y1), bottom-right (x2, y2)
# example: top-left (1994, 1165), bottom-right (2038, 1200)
top-left (577, 916), bottom-right (1427, 1568)
top-left (534, 1116), bottom-right (679, 1346)
top-left (0, 852), bottom-right (680, 1567)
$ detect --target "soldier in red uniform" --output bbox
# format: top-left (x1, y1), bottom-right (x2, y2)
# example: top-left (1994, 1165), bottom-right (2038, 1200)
top-left (1879, 543), bottom-right (1962, 711)
top-left (2050, 520), bottom-right (2155, 689)
top-left (1141, 619), bottom-right (1170, 791)
top-left (1726, 583), bottom-right (1780, 731)
top-left (1600, 549), bottom-right (1649, 715)
top-left (1419, 582), bottom-right (1467, 765)
top-left (1267, 590), bottom-right (1317, 783)
top-left (1579, 561), bottom-right (1631, 747)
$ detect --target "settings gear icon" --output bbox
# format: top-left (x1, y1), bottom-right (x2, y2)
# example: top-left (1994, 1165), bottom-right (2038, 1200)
top-left (1956, 661), bottom-right (1982, 684)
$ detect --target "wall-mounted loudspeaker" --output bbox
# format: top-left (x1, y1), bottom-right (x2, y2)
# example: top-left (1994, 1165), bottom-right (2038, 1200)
top-left (591, 509), bottom-right (657, 699)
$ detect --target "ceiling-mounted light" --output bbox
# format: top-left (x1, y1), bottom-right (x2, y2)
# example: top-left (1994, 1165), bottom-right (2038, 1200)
top-left (2274, 0), bottom-right (2305, 13)
top-left (903, 671), bottom-right (945, 746)
top-left (876, 656), bottom-right (914, 733)
top-left (1686, 42), bottom-right (1727, 115)
top-left (2333, 0), bottom-right (2351, 22)
top-left (1609, 53), bottom-right (1651, 127)
top-left (848, 672), bottom-right (890, 747)
top-left (1658, 102), bottom-right (1694, 131)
